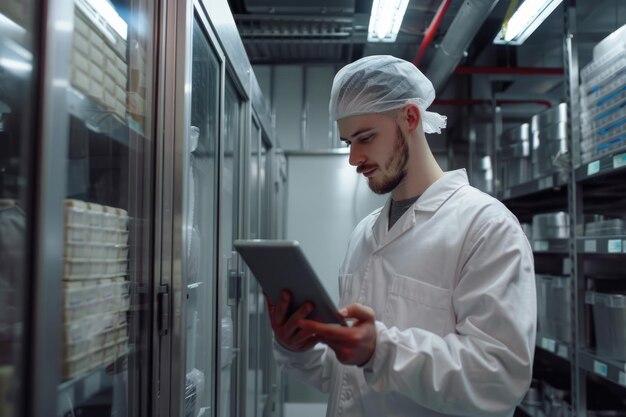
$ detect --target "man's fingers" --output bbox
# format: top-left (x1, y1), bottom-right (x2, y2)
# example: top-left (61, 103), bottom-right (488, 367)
top-left (290, 328), bottom-right (318, 347)
top-left (282, 302), bottom-right (314, 333)
top-left (272, 290), bottom-right (291, 326)
top-left (299, 320), bottom-right (355, 342)
top-left (343, 303), bottom-right (375, 321)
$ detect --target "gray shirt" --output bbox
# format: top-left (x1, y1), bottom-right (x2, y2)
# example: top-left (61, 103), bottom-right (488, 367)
top-left (388, 196), bottom-right (420, 230)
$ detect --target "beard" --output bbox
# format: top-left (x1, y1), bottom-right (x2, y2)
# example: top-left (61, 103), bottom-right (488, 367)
top-left (368, 126), bottom-right (409, 195)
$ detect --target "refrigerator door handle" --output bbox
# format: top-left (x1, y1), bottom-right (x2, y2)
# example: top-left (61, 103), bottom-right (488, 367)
top-left (157, 284), bottom-right (170, 335)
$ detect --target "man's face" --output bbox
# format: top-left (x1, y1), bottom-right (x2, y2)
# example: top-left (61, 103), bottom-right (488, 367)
top-left (338, 112), bottom-right (409, 195)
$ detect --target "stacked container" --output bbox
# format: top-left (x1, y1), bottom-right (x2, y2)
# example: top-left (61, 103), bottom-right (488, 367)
top-left (62, 199), bottom-right (130, 379)
top-left (579, 24), bottom-right (626, 164)
top-left (531, 103), bottom-right (569, 179)
top-left (70, 0), bottom-right (128, 121)
top-left (585, 292), bottom-right (626, 362)
top-left (499, 123), bottom-right (531, 189)
top-left (532, 212), bottom-right (570, 240)
top-left (585, 217), bottom-right (626, 236)
top-left (536, 275), bottom-right (572, 343)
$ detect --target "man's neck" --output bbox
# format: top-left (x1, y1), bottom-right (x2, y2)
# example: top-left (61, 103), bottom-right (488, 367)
top-left (391, 145), bottom-right (444, 201)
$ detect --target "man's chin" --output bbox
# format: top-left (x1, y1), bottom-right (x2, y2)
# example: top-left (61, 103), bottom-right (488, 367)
top-left (368, 179), bottom-right (392, 195)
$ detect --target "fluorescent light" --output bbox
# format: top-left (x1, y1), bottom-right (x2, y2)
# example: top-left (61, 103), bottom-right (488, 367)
top-left (0, 12), bottom-right (26, 36)
top-left (368, 0), bottom-right (410, 43)
top-left (0, 58), bottom-right (32, 73)
top-left (493, 0), bottom-right (563, 45)
top-left (77, 0), bottom-right (128, 41)
top-left (91, 0), bottom-right (128, 40)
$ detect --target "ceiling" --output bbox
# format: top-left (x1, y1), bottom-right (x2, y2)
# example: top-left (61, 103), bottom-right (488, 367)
top-left (226, 0), bottom-right (625, 125)
top-left (227, 0), bottom-right (469, 65)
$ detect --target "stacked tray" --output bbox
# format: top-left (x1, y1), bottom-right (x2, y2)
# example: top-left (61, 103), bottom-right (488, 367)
top-left (62, 199), bottom-right (130, 379)
top-left (580, 24), bottom-right (626, 164)
top-left (530, 103), bottom-right (568, 179)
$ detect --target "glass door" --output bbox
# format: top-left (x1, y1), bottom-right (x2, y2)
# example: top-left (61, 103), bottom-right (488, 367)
top-left (218, 76), bottom-right (243, 417)
top-left (246, 117), bottom-right (262, 417)
top-left (56, 0), bottom-right (156, 416)
top-left (183, 18), bottom-right (220, 417)
top-left (258, 140), bottom-right (274, 417)
top-left (0, 2), bottom-right (38, 416)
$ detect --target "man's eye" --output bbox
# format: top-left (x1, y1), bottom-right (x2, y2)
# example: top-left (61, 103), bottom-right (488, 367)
top-left (360, 135), bottom-right (373, 143)
top-left (343, 141), bottom-right (351, 147)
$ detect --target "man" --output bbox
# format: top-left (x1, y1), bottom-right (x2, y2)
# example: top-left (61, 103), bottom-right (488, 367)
top-left (267, 55), bottom-right (536, 417)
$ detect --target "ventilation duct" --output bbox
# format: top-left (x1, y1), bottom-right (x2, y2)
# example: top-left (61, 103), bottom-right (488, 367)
top-left (424, 0), bottom-right (501, 92)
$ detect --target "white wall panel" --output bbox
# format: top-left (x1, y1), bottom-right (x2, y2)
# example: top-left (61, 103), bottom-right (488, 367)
top-left (305, 66), bottom-right (335, 149)
top-left (254, 65), bottom-right (271, 99)
top-left (274, 66), bottom-right (303, 150)
top-left (285, 154), bottom-right (386, 304)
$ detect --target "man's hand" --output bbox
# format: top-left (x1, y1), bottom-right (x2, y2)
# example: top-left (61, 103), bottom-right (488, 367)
top-left (299, 303), bottom-right (376, 366)
top-left (265, 290), bottom-right (320, 352)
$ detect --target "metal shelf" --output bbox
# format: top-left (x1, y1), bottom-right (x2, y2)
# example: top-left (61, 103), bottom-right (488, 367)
top-left (579, 349), bottom-right (626, 388)
top-left (57, 349), bottom-right (129, 416)
top-left (500, 173), bottom-right (567, 202)
top-left (517, 403), bottom-right (546, 417)
top-left (577, 236), bottom-right (626, 254)
top-left (532, 239), bottom-right (570, 254)
top-left (58, 364), bottom-right (108, 416)
top-left (536, 335), bottom-right (572, 361)
top-left (576, 149), bottom-right (626, 182)
top-left (67, 86), bottom-right (144, 146)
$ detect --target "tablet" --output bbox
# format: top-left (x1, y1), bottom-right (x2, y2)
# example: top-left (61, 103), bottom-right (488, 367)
top-left (234, 239), bottom-right (346, 326)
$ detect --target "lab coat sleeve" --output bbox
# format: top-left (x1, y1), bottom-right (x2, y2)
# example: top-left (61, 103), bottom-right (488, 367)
top-left (273, 339), bottom-right (337, 394)
top-left (362, 214), bottom-right (536, 417)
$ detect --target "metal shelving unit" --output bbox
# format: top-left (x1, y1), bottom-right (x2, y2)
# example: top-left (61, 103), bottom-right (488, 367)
top-left (576, 150), bottom-right (626, 182)
top-left (532, 239), bottom-right (570, 254)
top-left (579, 350), bottom-right (626, 388)
top-left (499, 173), bottom-right (568, 201)
top-left (518, 403), bottom-right (546, 417)
top-left (537, 334), bottom-right (573, 362)
top-left (57, 354), bottom-right (129, 417)
top-left (576, 237), bottom-right (626, 254)
top-left (67, 86), bottom-right (146, 147)
top-left (500, 3), bottom-right (626, 415)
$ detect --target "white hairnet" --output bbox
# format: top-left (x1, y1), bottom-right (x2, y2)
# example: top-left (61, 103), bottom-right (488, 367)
top-left (329, 55), bottom-right (447, 134)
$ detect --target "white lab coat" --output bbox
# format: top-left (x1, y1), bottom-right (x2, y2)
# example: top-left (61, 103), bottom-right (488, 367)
top-left (274, 169), bottom-right (536, 417)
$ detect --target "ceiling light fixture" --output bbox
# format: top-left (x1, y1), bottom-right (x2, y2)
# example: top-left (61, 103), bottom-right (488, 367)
top-left (368, 0), bottom-right (410, 43)
top-left (493, 0), bottom-right (563, 45)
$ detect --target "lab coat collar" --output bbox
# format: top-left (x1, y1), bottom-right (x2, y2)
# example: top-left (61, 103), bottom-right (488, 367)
top-left (370, 169), bottom-right (469, 248)
top-left (414, 169), bottom-right (470, 212)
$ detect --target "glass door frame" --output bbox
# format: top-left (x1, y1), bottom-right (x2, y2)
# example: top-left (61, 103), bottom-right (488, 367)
top-left (242, 112), bottom-right (262, 417)
top-left (29, 1), bottom-right (73, 416)
top-left (28, 0), bottom-right (162, 416)
top-left (158, 1), bottom-right (226, 416)
top-left (220, 71), bottom-right (250, 417)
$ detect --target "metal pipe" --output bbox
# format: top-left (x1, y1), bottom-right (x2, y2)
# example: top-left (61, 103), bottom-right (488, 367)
top-left (413, 0), bottom-right (453, 67)
top-left (454, 66), bottom-right (565, 75)
top-left (424, 0), bottom-right (501, 92)
top-left (433, 99), bottom-right (553, 108)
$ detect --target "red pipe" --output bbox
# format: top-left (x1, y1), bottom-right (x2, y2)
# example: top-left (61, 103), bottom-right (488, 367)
top-left (433, 99), bottom-right (553, 108)
top-left (413, 0), bottom-right (452, 68)
top-left (454, 66), bottom-right (564, 75)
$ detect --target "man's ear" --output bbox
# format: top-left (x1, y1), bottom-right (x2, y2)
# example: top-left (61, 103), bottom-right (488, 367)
top-left (403, 104), bottom-right (421, 133)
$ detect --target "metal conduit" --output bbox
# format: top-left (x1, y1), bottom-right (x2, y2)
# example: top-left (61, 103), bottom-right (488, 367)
top-left (424, 0), bottom-right (501, 92)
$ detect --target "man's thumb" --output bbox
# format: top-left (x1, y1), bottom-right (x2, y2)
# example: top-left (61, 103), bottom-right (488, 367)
top-left (344, 303), bottom-right (374, 320)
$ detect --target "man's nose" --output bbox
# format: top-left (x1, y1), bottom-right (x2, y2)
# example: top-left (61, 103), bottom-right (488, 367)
top-left (348, 145), bottom-right (365, 167)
